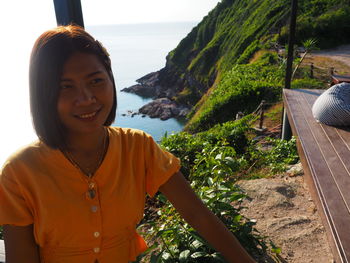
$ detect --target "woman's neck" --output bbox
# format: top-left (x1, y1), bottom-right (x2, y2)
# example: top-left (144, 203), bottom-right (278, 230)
top-left (65, 127), bottom-right (106, 155)
top-left (62, 127), bottom-right (109, 176)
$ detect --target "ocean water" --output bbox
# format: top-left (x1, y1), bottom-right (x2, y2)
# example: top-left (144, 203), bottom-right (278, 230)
top-left (86, 22), bottom-right (197, 141)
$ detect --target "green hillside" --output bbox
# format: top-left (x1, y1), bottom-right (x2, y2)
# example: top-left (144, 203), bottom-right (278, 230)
top-left (155, 0), bottom-right (350, 132)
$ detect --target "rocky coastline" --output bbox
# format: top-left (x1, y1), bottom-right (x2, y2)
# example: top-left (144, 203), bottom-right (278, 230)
top-left (121, 71), bottom-right (190, 120)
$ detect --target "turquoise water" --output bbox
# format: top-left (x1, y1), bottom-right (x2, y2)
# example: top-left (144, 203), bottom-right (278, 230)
top-left (86, 22), bottom-right (196, 141)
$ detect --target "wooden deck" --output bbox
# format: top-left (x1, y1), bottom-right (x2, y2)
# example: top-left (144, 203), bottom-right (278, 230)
top-left (283, 88), bottom-right (350, 263)
top-left (331, 74), bottom-right (350, 85)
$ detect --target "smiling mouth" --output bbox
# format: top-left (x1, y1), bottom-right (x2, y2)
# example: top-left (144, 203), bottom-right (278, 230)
top-left (76, 109), bottom-right (101, 119)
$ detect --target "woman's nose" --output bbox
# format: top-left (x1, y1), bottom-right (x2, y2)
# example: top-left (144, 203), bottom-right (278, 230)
top-left (75, 87), bottom-right (96, 105)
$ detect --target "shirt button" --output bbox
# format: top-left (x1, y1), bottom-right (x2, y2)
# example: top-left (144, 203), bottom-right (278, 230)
top-left (91, 205), bottom-right (98, 213)
top-left (93, 247), bottom-right (100, 253)
top-left (94, 231), bottom-right (100, 238)
top-left (89, 182), bottom-right (95, 189)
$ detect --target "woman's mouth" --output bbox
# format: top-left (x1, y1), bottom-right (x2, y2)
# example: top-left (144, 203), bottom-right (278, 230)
top-left (75, 108), bottom-right (101, 120)
top-left (78, 111), bottom-right (97, 119)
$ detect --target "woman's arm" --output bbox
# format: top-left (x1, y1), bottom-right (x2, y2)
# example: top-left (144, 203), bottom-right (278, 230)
top-left (3, 224), bottom-right (40, 263)
top-left (159, 171), bottom-right (256, 263)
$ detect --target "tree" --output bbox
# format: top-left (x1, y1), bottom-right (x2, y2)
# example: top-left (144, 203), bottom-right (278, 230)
top-left (292, 38), bottom-right (318, 79)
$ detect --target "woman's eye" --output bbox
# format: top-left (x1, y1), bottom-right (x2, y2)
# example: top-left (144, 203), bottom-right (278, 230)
top-left (60, 84), bottom-right (73, 90)
top-left (91, 78), bottom-right (105, 86)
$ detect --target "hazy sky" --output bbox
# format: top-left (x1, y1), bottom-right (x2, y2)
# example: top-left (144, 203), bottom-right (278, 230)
top-left (83, 0), bottom-right (221, 24)
top-left (0, 0), bottom-right (221, 164)
top-left (1, 0), bottom-right (220, 27)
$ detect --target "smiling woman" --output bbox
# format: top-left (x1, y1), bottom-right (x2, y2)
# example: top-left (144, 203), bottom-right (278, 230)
top-left (0, 0), bottom-right (220, 164)
top-left (29, 26), bottom-right (117, 149)
top-left (0, 25), bottom-right (255, 263)
top-left (57, 53), bottom-right (115, 139)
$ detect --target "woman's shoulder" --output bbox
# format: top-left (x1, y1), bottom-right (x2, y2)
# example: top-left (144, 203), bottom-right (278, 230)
top-left (108, 126), bottom-right (151, 140)
top-left (2, 140), bottom-right (53, 170)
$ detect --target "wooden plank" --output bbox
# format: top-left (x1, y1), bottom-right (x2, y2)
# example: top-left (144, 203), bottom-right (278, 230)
top-left (336, 127), bottom-right (350, 151)
top-left (300, 92), bottom-right (350, 252)
top-left (302, 91), bottom-right (350, 208)
top-left (284, 89), bottom-right (350, 262)
top-left (283, 90), bottom-right (344, 262)
top-left (286, 89), bottom-right (350, 261)
top-left (303, 93), bottom-right (350, 176)
top-left (332, 74), bottom-right (350, 84)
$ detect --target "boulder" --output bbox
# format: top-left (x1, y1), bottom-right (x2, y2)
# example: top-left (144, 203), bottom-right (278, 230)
top-left (139, 98), bottom-right (189, 120)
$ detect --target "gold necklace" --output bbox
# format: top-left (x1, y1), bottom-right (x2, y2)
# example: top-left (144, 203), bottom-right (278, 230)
top-left (62, 128), bottom-right (109, 199)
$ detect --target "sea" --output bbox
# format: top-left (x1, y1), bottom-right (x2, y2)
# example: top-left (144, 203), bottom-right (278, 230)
top-left (86, 22), bottom-right (197, 141)
top-left (0, 22), bottom-right (197, 164)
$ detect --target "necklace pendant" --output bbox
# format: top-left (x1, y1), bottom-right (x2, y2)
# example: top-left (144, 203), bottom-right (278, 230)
top-left (88, 189), bottom-right (96, 199)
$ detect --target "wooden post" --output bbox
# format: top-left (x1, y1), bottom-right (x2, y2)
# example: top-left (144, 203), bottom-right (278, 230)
top-left (282, 0), bottom-right (298, 140)
top-left (310, 63), bottom-right (314, 78)
top-left (284, 0), bottom-right (298, 90)
top-left (53, 0), bottom-right (85, 28)
top-left (259, 100), bottom-right (265, 129)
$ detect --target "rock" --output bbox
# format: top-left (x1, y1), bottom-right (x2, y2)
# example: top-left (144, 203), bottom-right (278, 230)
top-left (121, 71), bottom-right (162, 98)
top-left (121, 84), bottom-right (158, 97)
top-left (139, 98), bottom-right (189, 120)
top-left (286, 162), bottom-right (303, 177)
top-left (121, 67), bottom-right (194, 120)
top-left (120, 110), bottom-right (139, 118)
top-left (179, 108), bottom-right (190, 117)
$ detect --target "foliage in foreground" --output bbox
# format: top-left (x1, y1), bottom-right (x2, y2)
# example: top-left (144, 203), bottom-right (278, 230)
top-left (137, 117), bottom-right (298, 262)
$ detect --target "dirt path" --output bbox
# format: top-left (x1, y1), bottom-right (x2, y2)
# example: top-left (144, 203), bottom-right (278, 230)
top-left (236, 164), bottom-right (334, 263)
top-left (312, 44), bottom-right (350, 67)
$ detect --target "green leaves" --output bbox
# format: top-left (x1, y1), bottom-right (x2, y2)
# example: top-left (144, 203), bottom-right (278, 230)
top-left (186, 57), bottom-right (283, 132)
top-left (179, 250), bottom-right (190, 262)
top-left (247, 136), bottom-right (299, 174)
top-left (139, 109), bottom-right (295, 262)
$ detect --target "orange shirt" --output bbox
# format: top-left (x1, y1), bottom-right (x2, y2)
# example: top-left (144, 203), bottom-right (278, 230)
top-left (0, 127), bottom-right (180, 262)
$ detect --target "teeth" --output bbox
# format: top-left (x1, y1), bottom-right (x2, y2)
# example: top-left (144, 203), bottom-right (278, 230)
top-left (79, 111), bottom-right (97, 118)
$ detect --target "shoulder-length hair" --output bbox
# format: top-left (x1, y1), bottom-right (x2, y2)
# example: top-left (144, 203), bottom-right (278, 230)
top-left (29, 25), bottom-right (117, 149)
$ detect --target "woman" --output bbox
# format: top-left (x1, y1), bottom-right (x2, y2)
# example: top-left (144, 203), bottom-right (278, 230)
top-left (0, 25), bottom-right (255, 263)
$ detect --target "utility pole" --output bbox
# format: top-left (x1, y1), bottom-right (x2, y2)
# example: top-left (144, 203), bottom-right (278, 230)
top-left (284, 0), bottom-right (298, 89)
top-left (53, 0), bottom-right (85, 28)
top-left (281, 0), bottom-right (298, 140)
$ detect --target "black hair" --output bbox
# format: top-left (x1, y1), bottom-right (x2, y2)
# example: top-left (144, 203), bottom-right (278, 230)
top-left (29, 25), bottom-right (117, 149)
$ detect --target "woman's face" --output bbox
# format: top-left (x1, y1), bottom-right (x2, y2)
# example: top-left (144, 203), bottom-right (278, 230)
top-left (57, 52), bottom-right (114, 136)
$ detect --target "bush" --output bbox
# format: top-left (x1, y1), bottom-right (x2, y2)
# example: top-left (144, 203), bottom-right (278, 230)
top-left (138, 117), bottom-right (299, 262)
top-left (185, 54), bottom-right (284, 133)
top-left (247, 137), bottom-right (299, 174)
top-left (291, 78), bottom-right (326, 90)
top-left (161, 115), bottom-right (253, 176)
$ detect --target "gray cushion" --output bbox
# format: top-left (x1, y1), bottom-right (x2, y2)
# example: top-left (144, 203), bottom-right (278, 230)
top-left (312, 82), bottom-right (350, 126)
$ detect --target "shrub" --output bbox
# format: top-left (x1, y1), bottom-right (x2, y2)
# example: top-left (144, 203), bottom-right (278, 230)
top-left (291, 78), bottom-right (326, 90)
top-left (185, 54), bottom-right (284, 133)
top-left (138, 117), bottom-right (299, 262)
